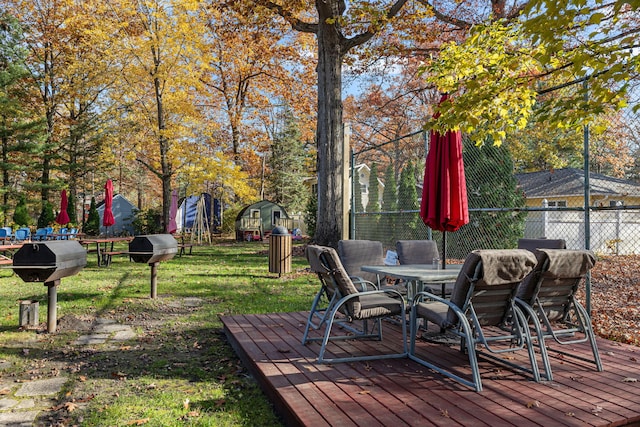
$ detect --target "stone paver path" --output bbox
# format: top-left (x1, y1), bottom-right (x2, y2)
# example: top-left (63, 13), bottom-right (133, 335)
top-left (0, 318), bottom-right (136, 426)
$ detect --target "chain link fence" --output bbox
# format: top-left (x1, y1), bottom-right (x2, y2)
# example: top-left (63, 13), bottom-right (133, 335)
top-left (350, 90), bottom-right (640, 260)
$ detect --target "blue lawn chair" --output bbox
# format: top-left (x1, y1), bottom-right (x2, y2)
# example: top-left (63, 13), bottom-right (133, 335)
top-left (34, 228), bottom-right (48, 241)
top-left (14, 228), bottom-right (30, 242)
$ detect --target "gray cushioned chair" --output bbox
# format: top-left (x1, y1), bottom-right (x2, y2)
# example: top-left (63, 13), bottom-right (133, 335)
top-left (338, 239), bottom-right (385, 287)
top-left (409, 249), bottom-right (539, 392)
top-left (396, 240), bottom-right (449, 297)
top-left (303, 245), bottom-right (407, 363)
top-left (516, 249), bottom-right (602, 380)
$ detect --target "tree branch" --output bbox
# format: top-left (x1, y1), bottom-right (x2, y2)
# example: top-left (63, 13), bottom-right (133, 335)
top-left (344, 0), bottom-right (410, 51)
top-left (249, 0), bottom-right (317, 33)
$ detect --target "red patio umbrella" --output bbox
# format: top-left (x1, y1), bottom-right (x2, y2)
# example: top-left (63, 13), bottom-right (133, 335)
top-left (103, 179), bottom-right (115, 232)
top-left (420, 94), bottom-right (469, 267)
top-left (167, 189), bottom-right (178, 234)
top-left (55, 189), bottom-right (70, 225)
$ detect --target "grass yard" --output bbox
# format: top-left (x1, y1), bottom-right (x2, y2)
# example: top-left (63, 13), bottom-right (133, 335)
top-left (0, 239), bottom-right (317, 426)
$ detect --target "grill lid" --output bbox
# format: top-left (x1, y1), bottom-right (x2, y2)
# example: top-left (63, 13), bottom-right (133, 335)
top-left (12, 240), bottom-right (87, 282)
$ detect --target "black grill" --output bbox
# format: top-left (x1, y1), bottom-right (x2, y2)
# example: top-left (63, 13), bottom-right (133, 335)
top-left (11, 240), bottom-right (87, 333)
top-left (128, 234), bottom-right (177, 264)
top-left (12, 241), bottom-right (87, 283)
top-left (128, 234), bottom-right (177, 299)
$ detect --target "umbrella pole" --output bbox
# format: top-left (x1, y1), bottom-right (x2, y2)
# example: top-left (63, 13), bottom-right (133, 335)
top-left (442, 231), bottom-right (447, 269)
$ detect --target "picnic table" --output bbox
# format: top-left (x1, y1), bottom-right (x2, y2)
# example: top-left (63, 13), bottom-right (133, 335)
top-left (79, 237), bottom-right (133, 267)
top-left (0, 243), bottom-right (23, 265)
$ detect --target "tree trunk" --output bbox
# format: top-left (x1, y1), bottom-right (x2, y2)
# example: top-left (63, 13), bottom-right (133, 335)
top-left (313, 11), bottom-right (344, 248)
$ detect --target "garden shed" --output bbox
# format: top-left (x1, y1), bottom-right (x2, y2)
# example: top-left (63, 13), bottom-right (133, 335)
top-left (235, 200), bottom-right (292, 241)
top-left (97, 194), bottom-right (135, 236)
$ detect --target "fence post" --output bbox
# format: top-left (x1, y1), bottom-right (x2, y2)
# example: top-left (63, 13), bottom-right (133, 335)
top-left (542, 199), bottom-right (549, 237)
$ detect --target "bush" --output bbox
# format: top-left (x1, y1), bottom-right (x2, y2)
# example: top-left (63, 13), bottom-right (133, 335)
top-left (131, 208), bottom-right (163, 235)
top-left (12, 195), bottom-right (30, 227)
top-left (220, 204), bottom-right (243, 236)
top-left (38, 201), bottom-right (55, 228)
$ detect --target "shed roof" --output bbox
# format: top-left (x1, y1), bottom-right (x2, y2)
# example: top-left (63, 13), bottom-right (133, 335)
top-left (515, 168), bottom-right (640, 198)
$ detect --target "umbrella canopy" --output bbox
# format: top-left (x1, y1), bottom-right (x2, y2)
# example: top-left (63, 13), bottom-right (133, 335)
top-left (103, 179), bottom-right (115, 227)
top-left (420, 95), bottom-right (469, 262)
top-left (167, 189), bottom-right (178, 234)
top-left (55, 189), bottom-right (70, 225)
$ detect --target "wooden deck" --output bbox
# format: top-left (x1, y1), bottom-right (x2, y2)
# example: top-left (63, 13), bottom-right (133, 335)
top-left (222, 311), bottom-right (640, 427)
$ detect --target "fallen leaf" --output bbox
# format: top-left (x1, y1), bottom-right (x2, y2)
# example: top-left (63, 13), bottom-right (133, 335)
top-left (440, 409), bottom-right (450, 418)
top-left (65, 402), bottom-right (78, 412)
top-left (526, 400), bottom-right (540, 408)
top-left (0, 388), bottom-right (11, 395)
top-left (126, 418), bottom-right (150, 426)
top-left (358, 390), bottom-right (371, 395)
top-left (592, 405), bottom-right (603, 414)
top-left (566, 412), bottom-right (575, 417)
top-left (622, 377), bottom-right (637, 382)
top-left (183, 398), bottom-right (190, 410)
top-left (79, 376), bottom-right (87, 382)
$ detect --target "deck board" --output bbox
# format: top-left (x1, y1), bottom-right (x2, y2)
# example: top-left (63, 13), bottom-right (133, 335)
top-left (222, 312), bottom-right (640, 427)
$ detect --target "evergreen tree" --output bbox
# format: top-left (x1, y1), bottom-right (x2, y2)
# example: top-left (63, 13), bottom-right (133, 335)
top-left (398, 161), bottom-right (419, 234)
top-left (381, 163), bottom-right (398, 244)
top-left (353, 169), bottom-right (363, 213)
top-left (66, 196), bottom-right (77, 225)
top-left (266, 108), bottom-right (311, 213)
top-left (398, 161), bottom-right (418, 211)
top-left (12, 194), bottom-right (30, 227)
top-left (368, 162), bottom-right (380, 212)
top-left (382, 163), bottom-right (397, 212)
top-left (37, 201), bottom-right (54, 228)
top-left (451, 138), bottom-right (526, 256)
top-left (304, 193), bottom-right (317, 239)
top-left (84, 197), bottom-right (100, 236)
top-left (0, 13), bottom-right (45, 220)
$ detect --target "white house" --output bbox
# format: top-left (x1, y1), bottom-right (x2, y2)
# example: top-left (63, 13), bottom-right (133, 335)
top-left (351, 163), bottom-right (384, 211)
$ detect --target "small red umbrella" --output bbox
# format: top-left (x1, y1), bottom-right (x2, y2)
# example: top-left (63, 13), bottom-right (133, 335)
top-left (55, 189), bottom-right (70, 225)
top-left (420, 94), bottom-right (469, 267)
top-left (103, 179), bottom-right (115, 229)
top-left (167, 189), bottom-right (178, 234)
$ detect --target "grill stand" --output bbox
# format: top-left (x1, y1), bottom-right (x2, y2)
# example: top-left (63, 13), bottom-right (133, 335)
top-left (150, 262), bottom-right (158, 299)
top-left (45, 280), bottom-right (59, 333)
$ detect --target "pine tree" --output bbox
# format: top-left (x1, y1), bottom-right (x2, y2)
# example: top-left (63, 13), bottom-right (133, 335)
top-left (266, 108), bottom-right (311, 213)
top-left (382, 163), bottom-right (397, 212)
top-left (353, 169), bottom-right (363, 213)
top-left (368, 162), bottom-right (380, 212)
top-left (84, 197), bottom-right (100, 236)
top-left (452, 138), bottom-right (526, 256)
top-left (37, 201), bottom-right (54, 228)
top-left (398, 161), bottom-right (418, 211)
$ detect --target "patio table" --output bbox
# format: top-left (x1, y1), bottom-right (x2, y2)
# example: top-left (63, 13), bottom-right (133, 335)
top-left (361, 264), bottom-right (462, 301)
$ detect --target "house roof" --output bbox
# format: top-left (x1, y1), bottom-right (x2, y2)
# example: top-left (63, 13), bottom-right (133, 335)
top-left (515, 168), bottom-right (640, 198)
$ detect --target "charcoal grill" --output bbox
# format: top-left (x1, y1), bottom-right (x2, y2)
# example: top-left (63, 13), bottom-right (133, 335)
top-left (12, 240), bottom-right (87, 332)
top-left (128, 234), bottom-right (177, 298)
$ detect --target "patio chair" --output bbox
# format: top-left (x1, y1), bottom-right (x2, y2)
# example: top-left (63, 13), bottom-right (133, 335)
top-left (516, 249), bottom-right (602, 380)
top-left (14, 228), bottom-right (30, 243)
top-left (396, 240), bottom-right (447, 296)
top-left (338, 239), bottom-right (385, 288)
top-left (34, 228), bottom-right (48, 241)
top-left (409, 249), bottom-right (539, 392)
top-left (396, 240), bottom-right (439, 265)
top-left (517, 238), bottom-right (566, 252)
top-left (303, 244), bottom-right (407, 363)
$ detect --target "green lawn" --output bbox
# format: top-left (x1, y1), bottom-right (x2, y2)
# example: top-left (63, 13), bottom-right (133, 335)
top-left (0, 239), bottom-right (317, 426)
